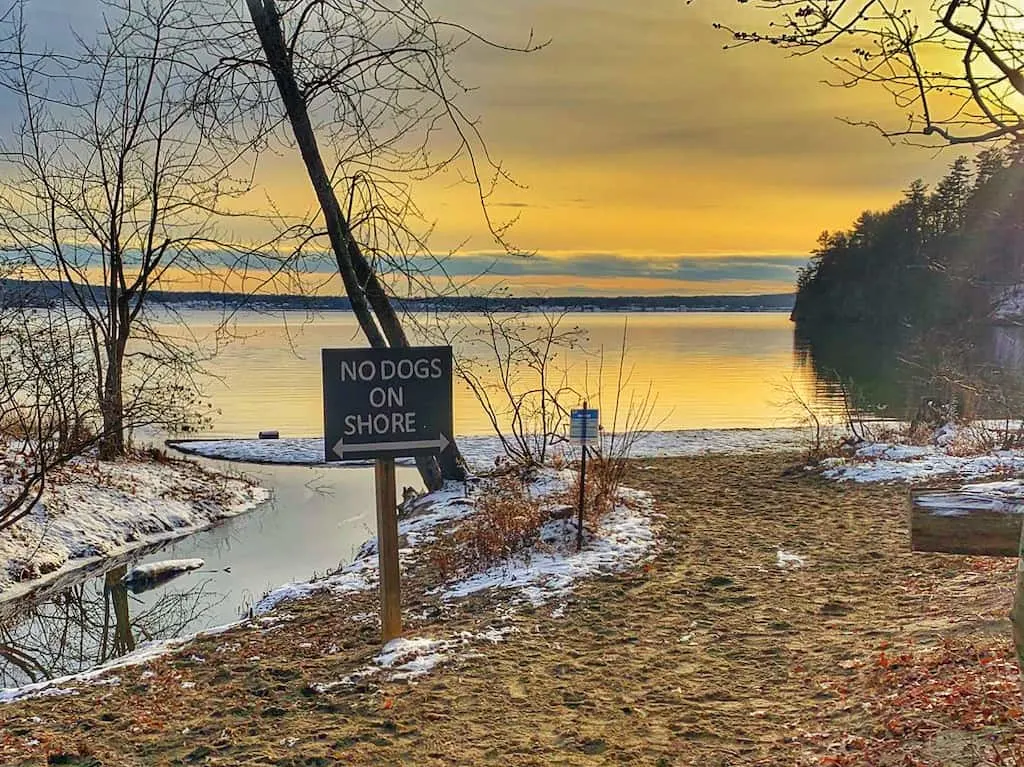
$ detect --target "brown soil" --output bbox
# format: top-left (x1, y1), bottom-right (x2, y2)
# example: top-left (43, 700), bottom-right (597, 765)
top-left (1, 453), bottom-right (1020, 766)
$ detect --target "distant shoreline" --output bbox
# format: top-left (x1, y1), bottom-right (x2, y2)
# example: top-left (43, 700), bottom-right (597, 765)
top-left (1, 278), bottom-right (795, 314)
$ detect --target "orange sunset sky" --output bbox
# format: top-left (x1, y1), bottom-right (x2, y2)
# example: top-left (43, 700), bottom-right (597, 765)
top-left (266, 0), bottom-right (955, 296)
top-left (24, 0), bottom-right (958, 297)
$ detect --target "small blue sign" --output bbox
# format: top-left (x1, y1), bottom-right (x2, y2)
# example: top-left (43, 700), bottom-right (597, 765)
top-left (570, 408), bottom-right (599, 444)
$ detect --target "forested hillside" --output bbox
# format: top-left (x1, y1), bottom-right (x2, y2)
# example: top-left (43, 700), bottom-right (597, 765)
top-left (792, 148), bottom-right (1024, 328)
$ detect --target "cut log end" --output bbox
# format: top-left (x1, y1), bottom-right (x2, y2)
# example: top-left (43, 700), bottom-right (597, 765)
top-left (910, 488), bottom-right (1024, 557)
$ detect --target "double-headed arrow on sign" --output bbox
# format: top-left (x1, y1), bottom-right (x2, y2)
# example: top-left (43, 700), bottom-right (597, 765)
top-left (332, 433), bottom-right (451, 460)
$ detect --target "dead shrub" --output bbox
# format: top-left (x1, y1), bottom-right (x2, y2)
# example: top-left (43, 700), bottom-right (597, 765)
top-left (942, 425), bottom-right (997, 456)
top-left (562, 453), bottom-right (620, 527)
top-left (571, 317), bottom-right (659, 517)
top-left (429, 473), bottom-right (545, 580)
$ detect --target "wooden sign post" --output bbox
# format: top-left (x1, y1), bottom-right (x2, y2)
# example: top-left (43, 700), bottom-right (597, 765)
top-left (322, 346), bottom-right (454, 643)
top-left (374, 457), bottom-right (401, 640)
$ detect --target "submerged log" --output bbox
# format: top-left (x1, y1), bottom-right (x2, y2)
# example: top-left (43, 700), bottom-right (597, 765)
top-left (122, 558), bottom-right (205, 594)
top-left (910, 485), bottom-right (1024, 557)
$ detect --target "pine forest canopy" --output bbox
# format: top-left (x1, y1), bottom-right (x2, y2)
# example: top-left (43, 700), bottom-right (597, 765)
top-left (791, 147), bottom-right (1024, 330)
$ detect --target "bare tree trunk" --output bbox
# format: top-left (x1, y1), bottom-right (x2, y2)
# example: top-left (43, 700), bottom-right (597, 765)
top-left (245, 0), bottom-right (466, 488)
top-left (98, 341), bottom-right (126, 460)
top-left (351, 253), bottom-right (466, 480)
top-left (245, 0), bottom-right (385, 350)
top-left (105, 566), bottom-right (135, 655)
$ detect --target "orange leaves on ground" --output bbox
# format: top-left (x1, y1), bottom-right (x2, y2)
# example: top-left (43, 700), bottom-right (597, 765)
top-left (808, 639), bottom-right (1024, 766)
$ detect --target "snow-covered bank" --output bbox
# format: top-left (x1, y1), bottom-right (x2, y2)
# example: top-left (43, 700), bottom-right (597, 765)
top-left (821, 423), bottom-right (1024, 483)
top-left (0, 623), bottom-right (236, 704)
top-left (256, 468), bottom-right (655, 613)
top-left (0, 449), bottom-right (268, 594)
top-left (1, 466), bottom-right (655, 702)
top-left (169, 427), bottom-right (810, 468)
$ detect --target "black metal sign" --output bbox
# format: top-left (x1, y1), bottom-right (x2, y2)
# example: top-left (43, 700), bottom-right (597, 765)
top-left (321, 346), bottom-right (453, 462)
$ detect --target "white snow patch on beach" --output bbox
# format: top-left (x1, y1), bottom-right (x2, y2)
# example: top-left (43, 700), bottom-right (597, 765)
top-left (822, 423), bottom-right (1024, 483)
top-left (824, 445), bottom-right (1024, 483)
top-left (170, 427), bottom-right (811, 469)
top-left (314, 626), bottom-right (517, 690)
top-left (443, 488), bottom-right (656, 605)
top-left (776, 550), bottom-right (806, 569)
top-left (0, 446), bottom-right (268, 593)
top-left (376, 636), bottom-right (455, 680)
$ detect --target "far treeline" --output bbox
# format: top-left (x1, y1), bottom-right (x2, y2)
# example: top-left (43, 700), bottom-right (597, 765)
top-left (792, 147), bottom-right (1024, 329)
top-left (0, 280), bottom-right (795, 314)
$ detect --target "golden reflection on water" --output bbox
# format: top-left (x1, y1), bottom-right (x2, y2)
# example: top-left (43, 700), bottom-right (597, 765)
top-left (172, 311), bottom-right (817, 437)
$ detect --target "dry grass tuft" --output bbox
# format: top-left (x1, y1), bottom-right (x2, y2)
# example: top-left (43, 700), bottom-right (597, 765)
top-left (430, 473), bottom-right (545, 580)
top-left (560, 452), bottom-right (625, 526)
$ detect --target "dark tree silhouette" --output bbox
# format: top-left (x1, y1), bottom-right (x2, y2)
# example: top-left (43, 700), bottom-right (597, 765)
top-left (191, 0), bottom-right (539, 487)
top-left (792, 150), bottom-right (1024, 331)
top-left (717, 0), bottom-right (1024, 146)
top-left (0, 0), bottom-right (281, 460)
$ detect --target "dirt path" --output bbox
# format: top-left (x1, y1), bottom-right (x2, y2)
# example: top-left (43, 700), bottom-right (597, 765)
top-left (1, 454), bottom-right (1018, 766)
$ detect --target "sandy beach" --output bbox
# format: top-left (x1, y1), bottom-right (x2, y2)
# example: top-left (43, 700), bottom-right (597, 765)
top-left (1, 452), bottom-right (1019, 766)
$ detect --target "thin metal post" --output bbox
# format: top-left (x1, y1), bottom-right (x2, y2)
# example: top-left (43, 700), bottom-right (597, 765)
top-left (577, 400), bottom-right (587, 552)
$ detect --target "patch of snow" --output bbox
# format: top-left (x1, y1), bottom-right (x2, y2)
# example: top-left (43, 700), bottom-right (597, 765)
top-left (822, 423), bottom-right (1024, 483)
top-left (933, 422), bottom-right (959, 447)
top-left (992, 284), bottom-right (1024, 322)
top-left (825, 447), bottom-right (1024, 483)
top-left (315, 626), bottom-right (518, 690)
top-left (169, 437), bottom-right (329, 465)
top-left (170, 427), bottom-right (814, 469)
top-left (776, 550), bottom-right (806, 569)
top-left (913, 479), bottom-right (1024, 517)
top-left (0, 446), bottom-right (268, 594)
top-left (443, 490), bottom-right (656, 605)
top-left (377, 636), bottom-right (455, 680)
top-left (253, 568), bottom-right (371, 615)
top-left (853, 443), bottom-right (932, 461)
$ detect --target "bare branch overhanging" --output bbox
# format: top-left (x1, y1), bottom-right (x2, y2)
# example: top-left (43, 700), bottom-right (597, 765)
top-left (716, 0), bottom-right (1024, 146)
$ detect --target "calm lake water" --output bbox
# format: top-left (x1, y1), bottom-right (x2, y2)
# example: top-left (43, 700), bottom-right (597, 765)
top-left (185, 310), bottom-right (822, 435)
top-left (5, 309), bottom-right (1022, 687)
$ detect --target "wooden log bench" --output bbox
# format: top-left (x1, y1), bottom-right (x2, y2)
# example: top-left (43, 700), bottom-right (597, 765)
top-left (910, 482), bottom-right (1024, 557)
